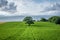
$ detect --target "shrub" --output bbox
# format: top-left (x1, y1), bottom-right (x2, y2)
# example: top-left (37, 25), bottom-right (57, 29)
top-left (55, 18), bottom-right (60, 24)
top-left (48, 16), bottom-right (60, 24)
top-left (40, 18), bottom-right (47, 22)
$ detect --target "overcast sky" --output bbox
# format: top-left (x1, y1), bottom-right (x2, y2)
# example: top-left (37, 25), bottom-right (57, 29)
top-left (0, 0), bottom-right (60, 16)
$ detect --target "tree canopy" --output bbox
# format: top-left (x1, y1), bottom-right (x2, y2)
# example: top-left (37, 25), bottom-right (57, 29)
top-left (23, 16), bottom-right (34, 26)
top-left (48, 16), bottom-right (60, 24)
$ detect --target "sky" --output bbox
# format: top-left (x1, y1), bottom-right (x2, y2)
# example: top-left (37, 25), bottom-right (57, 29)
top-left (0, 0), bottom-right (60, 16)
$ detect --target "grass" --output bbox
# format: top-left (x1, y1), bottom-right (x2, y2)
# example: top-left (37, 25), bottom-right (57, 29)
top-left (0, 22), bottom-right (60, 40)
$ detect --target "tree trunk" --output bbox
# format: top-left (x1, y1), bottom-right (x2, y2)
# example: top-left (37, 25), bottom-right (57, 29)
top-left (28, 24), bottom-right (31, 26)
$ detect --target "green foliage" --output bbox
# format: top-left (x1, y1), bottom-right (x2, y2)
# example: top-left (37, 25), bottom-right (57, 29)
top-left (48, 16), bottom-right (60, 24)
top-left (40, 18), bottom-right (47, 22)
top-left (23, 16), bottom-right (32, 21)
top-left (23, 16), bottom-right (34, 26)
top-left (49, 16), bottom-right (59, 22)
top-left (55, 17), bottom-right (60, 24)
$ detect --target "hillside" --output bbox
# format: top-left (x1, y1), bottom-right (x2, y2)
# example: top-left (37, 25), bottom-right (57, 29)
top-left (0, 22), bottom-right (60, 40)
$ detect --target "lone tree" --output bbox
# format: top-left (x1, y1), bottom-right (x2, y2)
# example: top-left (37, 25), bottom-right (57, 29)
top-left (23, 16), bottom-right (34, 26)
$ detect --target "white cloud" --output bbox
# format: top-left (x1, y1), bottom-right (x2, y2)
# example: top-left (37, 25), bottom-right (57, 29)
top-left (0, 0), bottom-right (60, 16)
top-left (0, 11), bottom-right (11, 16)
top-left (12, 0), bottom-right (52, 15)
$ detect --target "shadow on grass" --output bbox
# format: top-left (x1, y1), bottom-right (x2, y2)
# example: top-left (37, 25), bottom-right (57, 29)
top-left (31, 24), bottom-right (45, 27)
top-left (0, 38), bottom-right (4, 40)
top-left (4, 36), bottom-right (16, 40)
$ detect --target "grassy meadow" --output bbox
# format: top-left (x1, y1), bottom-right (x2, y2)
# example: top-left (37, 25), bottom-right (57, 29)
top-left (0, 22), bottom-right (60, 40)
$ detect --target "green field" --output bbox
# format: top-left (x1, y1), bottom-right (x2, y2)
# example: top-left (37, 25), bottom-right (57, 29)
top-left (0, 22), bottom-right (60, 40)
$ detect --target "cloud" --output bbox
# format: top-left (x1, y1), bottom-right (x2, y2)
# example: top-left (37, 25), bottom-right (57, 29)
top-left (44, 3), bottom-right (60, 12)
top-left (0, 0), bottom-right (60, 16)
top-left (40, 2), bottom-right (60, 15)
top-left (0, 11), bottom-right (11, 16)
top-left (0, 0), bottom-right (8, 7)
top-left (14, 0), bottom-right (60, 16)
top-left (2, 2), bottom-right (17, 13)
top-left (0, 0), bottom-right (17, 13)
top-left (13, 0), bottom-right (52, 15)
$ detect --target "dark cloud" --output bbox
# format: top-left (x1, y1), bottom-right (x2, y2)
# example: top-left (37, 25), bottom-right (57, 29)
top-left (0, 0), bottom-right (8, 7)
top-left (0, 0), bottom-right (17, 13)
top-left (45, 3), bottom-right (60, 12)
top-left (32, 0), bottom-right (60, 3)
top-left (2, 2), bottom-right (17, 13)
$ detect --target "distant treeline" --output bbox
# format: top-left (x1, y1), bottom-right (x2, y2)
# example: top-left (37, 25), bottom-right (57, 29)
top-left (38, 16), bottom-right (60, 24)
top-left (23, 16), bottom-right (60, 26)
